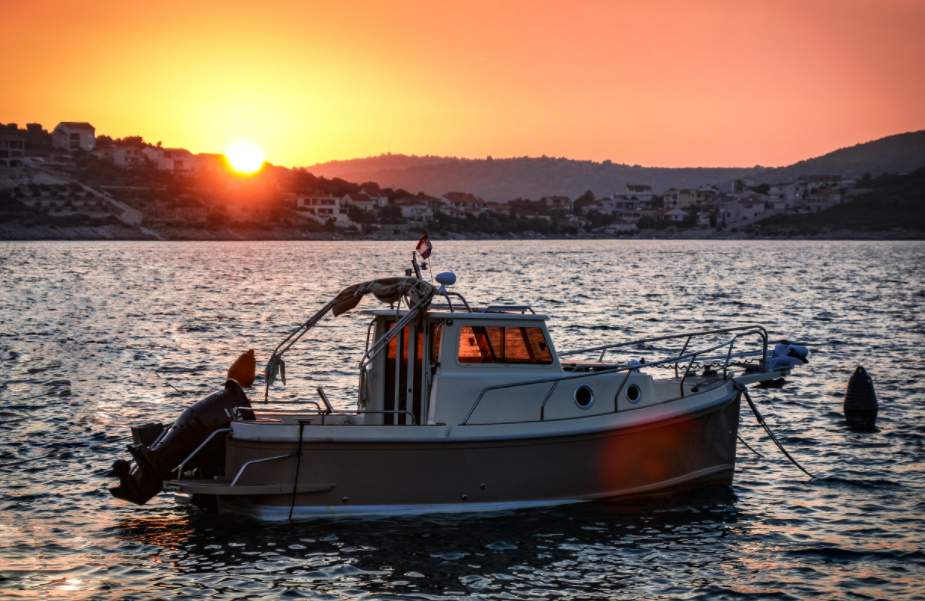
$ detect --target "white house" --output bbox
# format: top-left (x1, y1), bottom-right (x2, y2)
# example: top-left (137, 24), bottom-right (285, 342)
top-left (296, 194), bottom-right (353, 226)
top-left (663, 188), bottom-right (681, 208)
top-left (720, 197), bottom-right (767, 223)
top-left (698, 208), bottom-right (720, 228)
top-left (661, 207), bottom-right (688, 223)
top-left (544, 196), bottom-right (573, 213)
top-left (603, 221), bottom-right (638, 235)
top-left (580, 194), bottom-right (639, 215)
top-left (0, 134), bottom-right (25, 168)
top-left (768, 182), bottom-right (798, 203)
top-left (342, 189), bottom-right (388, 213)
top-left (579, 199), bottom-right (616, 216)
top-left (620, 208), bottom-right (661, 223)
top-left (730, 179), bottom-right (756, 193)
top-left (52, 122), bottom-right (96, 151)
top-left (559, 215), bottom-right (590, 230)
top-left (625, 184), bottom-right (654, 202)
top-left (394, 199), bottom-right (433, 224)
top-left (142, 147), bottom-right (198, 172)
top-left (805, 189), bottom-right (842, 212)
top-left (92, 146), bottom-right (145, 168)
top-left (440, 192), bottom-right (489, 217)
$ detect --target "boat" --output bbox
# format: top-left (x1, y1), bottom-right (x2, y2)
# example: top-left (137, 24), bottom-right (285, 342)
top-left (108, 250), bottom-right (809, 520)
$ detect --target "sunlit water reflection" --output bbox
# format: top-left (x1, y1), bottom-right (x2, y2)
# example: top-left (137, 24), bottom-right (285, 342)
top-left (1, 240), bottom-right (923, 599)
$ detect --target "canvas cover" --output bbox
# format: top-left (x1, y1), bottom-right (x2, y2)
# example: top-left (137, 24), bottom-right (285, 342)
top-left (331, 277), bottom-right (436, 317)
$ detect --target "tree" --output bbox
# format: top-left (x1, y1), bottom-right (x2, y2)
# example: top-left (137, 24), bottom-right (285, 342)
top-left (378, 204), bottom-right (402, 223)
top-left (347, 205), bottom-right (375, 224)
top-left (573, 189), bottom-right (595, 214)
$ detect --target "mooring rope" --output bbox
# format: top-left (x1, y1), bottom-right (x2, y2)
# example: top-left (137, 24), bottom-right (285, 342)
top-left (737, 434), bottom-right (764, 458)
top-left (738, 384), bottom-right (814, 478)
top-left (0, 452), bottom-right (55, 470)
top-left (288, 421), bottom-right (308, 521)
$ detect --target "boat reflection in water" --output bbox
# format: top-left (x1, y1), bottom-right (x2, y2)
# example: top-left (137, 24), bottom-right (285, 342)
top-left (110, 252), bottom-right (808, 520)
top-left (113, 485), bottom-right (749, 598)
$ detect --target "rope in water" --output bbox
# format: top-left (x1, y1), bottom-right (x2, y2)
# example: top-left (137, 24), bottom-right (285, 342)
top-left (0, 452), bottom-right (55, 470)
top-left (737, 434), bottom-right (764, 458)
top-left (289, 421), bottom-right (307, 521)
top-left (738, 384), bottom-right (814, 479)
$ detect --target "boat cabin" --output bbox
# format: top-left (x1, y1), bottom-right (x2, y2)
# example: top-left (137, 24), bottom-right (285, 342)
top-left (253, 269), bottom-right (775, 430)
top-left (360, 307), bottom-right (566, 426)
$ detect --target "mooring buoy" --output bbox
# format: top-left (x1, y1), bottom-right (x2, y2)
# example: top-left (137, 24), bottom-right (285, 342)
top-left (228, 349), bottom-right (257, 388)
top-left (844, 365), bottom-right (878, 431)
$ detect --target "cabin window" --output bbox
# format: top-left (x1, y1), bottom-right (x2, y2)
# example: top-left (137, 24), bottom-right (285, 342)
top-left (458, 326), bottom-right (553, 364)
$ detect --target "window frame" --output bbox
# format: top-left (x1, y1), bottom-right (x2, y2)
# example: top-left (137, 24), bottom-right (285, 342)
top-left (452, 320), bottom-right (556, 369)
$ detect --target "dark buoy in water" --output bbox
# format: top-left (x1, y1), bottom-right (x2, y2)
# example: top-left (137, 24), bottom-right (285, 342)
top-left (844, 365), bottom-right (878, 431)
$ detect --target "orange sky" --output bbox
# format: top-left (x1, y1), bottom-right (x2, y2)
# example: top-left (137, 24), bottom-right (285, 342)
top-left (2, 0), bottom-right (924, 168)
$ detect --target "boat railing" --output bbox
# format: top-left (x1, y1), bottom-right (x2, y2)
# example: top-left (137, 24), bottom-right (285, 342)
top-left (230, 406), bottom-right (418, 425)
top-left (460, 325), bottom-right (769, 426)
top-left (481, 305), bottom-right (535, 314)
top-left (559, 325), bottom-right (768, 370)
top-left (176, 428), bottom-right (231, 481)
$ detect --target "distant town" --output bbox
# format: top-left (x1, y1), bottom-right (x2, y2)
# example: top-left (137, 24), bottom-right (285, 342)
top-left (0, 121), bottom-right (914, 240)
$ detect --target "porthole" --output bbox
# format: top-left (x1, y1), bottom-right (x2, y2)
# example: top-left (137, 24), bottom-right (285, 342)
top-left (574, 385), bottom-right (595, 409)
top-left (626, 384), bottom-right (642, 403)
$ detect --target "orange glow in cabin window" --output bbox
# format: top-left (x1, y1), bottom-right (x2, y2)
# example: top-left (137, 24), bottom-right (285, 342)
top-left (458, 326), bottom-right (552, 364)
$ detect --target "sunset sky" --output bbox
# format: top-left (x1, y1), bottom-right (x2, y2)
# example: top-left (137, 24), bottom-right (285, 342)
top-left (2, 0), bottom-right (924, 169)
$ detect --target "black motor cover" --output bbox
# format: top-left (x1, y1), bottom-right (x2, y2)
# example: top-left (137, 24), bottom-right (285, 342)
top-left (109, 379), bottom-right (251, 505)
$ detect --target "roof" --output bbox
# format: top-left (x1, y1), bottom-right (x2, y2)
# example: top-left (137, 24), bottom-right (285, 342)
top-left (443, 192), bottom-right (487, 205)
top-left (56, 122), bottom-right (95, 131)
top-left (363, 309), bottom-right (549, 321)
top-left (344, 192), bottom-right (374, 202)
top-left (394, 199), bottom-right (430, 207)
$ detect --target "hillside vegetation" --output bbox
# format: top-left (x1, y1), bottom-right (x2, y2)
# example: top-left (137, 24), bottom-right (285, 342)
top-left (752, 130), bottom-right (925, 184)
top-left (305, 130), bottom-right (925, 202)
top-left (758, 168), bottom-right (925, 234)
top-left (307, 155), bottom-right (761, 201)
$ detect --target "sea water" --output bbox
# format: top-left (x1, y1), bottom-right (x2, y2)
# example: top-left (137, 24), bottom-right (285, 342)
top-left (1, 240), bottom-right (923, 599)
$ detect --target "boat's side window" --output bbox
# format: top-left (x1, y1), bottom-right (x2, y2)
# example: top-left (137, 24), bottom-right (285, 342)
top-left (458, 326), bottom-right (553, 364)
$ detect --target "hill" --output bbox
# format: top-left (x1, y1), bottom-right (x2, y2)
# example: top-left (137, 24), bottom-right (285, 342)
top-left (757, 167), bottom-right (925, 234)
top-left (305, 130), bottom-right (925, 201)
top-left (307, 155), bottom-right (761, 201)
top-left (752, 130), bottom-right (925, 184)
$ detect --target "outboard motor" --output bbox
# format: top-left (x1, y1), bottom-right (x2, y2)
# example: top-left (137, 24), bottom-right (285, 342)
top-left (109, 379), bottom-right (251, 505)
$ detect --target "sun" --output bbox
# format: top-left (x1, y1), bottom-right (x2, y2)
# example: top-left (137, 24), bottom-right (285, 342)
top-left (226, 142), bottom-right (265, 173)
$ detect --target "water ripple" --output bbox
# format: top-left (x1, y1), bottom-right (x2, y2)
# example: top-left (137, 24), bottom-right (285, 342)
top-left (1, 240), bottom-right (923, 599)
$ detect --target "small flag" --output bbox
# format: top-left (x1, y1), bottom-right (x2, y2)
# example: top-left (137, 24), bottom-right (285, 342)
top-left (416, 232), bottom-right (433, 259)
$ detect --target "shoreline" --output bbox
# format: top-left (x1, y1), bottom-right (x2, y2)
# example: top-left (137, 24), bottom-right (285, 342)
top-left (1, 222), bottom-right (922, 242)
